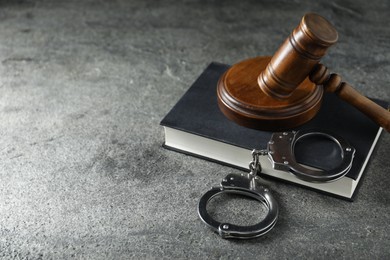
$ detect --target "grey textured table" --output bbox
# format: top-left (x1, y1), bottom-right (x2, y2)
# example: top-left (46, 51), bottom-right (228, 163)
top-left (0, 1), bottom-right (389, 259)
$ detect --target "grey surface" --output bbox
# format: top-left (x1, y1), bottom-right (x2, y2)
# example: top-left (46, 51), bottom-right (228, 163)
top-left (0, 0), bottom-right (389, 259)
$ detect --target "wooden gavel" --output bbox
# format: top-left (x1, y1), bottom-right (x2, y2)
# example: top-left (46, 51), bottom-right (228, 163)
top-left (217, 13), bottom-right (390, 132)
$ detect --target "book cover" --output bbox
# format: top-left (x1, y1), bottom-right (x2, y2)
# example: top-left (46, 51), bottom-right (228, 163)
top-left (160, 62), bottom-right (386, 200)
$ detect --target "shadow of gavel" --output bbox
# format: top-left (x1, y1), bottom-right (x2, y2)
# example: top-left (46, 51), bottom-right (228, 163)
top-left (217, 13), bottom-right (390, 132)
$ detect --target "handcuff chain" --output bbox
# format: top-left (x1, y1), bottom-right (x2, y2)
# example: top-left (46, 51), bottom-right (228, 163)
top-left (249, 149), bottom-right (268, 177)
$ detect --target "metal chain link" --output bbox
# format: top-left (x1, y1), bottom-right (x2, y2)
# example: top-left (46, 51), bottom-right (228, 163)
top-left (248, 149), bottom-right (268, 176)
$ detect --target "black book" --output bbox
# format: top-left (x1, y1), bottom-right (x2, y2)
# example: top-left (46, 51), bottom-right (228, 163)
top-left (160, 62), bottom-right (387, 200)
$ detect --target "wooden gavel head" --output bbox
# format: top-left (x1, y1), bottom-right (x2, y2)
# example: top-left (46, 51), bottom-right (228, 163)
top-left (258, 13), bottom-right (338, 100)
top-left (217, 13), bottom-right (390, 131)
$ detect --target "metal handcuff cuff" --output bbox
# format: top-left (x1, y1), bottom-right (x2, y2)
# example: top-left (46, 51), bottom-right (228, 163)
top-left (198, 129), bottom-right (355, 239)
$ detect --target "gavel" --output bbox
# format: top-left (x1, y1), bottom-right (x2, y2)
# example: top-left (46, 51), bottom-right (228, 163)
top-left (217, 13), bottom-right (390, 132)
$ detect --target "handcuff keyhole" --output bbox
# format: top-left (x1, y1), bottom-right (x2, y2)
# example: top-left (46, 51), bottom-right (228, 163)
top-left (206, 193), bottom-right (268, 226)
top-left (294, 134), bottom-right (343, 171)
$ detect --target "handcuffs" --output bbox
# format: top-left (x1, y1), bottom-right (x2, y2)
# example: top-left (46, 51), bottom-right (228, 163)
top-left (198, 129), bottom-right (355, 239)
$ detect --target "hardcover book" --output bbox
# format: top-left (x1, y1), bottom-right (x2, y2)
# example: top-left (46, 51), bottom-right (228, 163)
top-left (160, 62), bottom-right (386, 200)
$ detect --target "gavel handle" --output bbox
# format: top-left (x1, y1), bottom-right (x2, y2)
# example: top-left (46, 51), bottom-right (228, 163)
top-left (310, 64), bottom-right (390, 132)
top-left (333, 82), bottom-right (390, 132)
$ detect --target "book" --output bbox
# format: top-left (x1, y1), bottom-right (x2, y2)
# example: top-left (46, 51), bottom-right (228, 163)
top-left (160, 62), bottom-right (387, 200)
